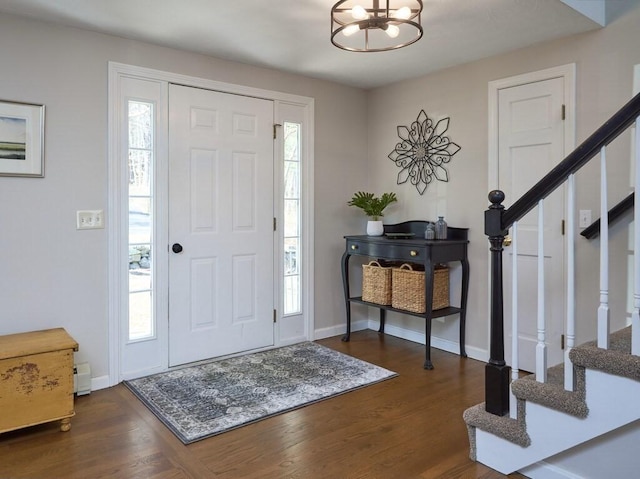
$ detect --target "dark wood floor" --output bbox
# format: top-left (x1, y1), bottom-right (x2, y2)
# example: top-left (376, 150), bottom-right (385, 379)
top-left (0, 330), bottom-right (525, 478)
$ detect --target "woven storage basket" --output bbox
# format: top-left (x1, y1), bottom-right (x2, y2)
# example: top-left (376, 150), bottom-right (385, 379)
top-left (362, 261), bottom-right (393, 305)
top-left (391, 264), bottom-right (449, 313)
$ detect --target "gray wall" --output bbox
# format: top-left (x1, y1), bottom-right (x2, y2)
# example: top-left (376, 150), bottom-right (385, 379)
top-left (0, 13), bottom-right (368, 379)
top-left (1, 2), bottom-right (639, 382)
top-left (367, 3), bottom-right (640, 352)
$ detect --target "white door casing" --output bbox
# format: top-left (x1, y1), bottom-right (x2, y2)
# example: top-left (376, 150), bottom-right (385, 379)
top-left (488, 64), bottom-right (576, 372)
top-left (168, 84), bottom-right (275, 367)
top-left (109, 63), bottom-right (314, 384)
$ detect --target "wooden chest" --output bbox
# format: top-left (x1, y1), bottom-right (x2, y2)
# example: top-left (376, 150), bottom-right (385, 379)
top-left (0, 328), bottom-right (78, 434)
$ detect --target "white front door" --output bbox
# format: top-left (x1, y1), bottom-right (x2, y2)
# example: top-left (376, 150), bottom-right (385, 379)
top-left (168, 84), bottom-right (275, 367)
top-left (498, 77), bottom-right (566, 372)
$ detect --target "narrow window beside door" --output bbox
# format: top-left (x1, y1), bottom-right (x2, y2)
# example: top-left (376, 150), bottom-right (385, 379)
top-left (128, 100), bottom-right (155, 341)
top-left (283, 122), bottom-right (301, 315)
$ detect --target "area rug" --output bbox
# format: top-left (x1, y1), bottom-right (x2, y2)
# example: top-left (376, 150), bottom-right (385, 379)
top-left (124, 342), bottom-right (397, 444)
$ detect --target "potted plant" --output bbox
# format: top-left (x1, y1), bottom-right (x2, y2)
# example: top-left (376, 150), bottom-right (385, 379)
top-left (348, 191), bottom-right (398, 236)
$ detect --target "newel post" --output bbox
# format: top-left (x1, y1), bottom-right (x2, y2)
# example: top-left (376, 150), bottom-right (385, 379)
top-left (484, 190), bottom-right (511, 416)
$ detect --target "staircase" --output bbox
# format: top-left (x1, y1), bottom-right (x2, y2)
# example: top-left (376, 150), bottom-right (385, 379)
top-left (464, 92), bottom-right (640, 476)
top-left (465, 327), bottom-right (640, 474)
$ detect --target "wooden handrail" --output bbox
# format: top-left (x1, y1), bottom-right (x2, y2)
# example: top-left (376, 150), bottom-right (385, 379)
top-left (580, 192), bottom-right (634, 239)
top-left (502, 92), bottom-right (640, 230)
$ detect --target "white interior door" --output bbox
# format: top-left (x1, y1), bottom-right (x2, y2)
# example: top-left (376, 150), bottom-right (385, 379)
top-left (498, 77), bottom-right (566, 372)
top-left (168, 84), bottom-right (275, 367)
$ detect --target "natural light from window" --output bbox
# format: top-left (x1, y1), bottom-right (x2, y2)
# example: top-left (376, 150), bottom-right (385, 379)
top-left (284, 122), bottom-right (301, 315)
top-left (128, 100), bottom-right (154, 341)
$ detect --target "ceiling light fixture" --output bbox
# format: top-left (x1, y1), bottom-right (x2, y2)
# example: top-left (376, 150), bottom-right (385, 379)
top-left (331, 0), bottom-right (423, 52)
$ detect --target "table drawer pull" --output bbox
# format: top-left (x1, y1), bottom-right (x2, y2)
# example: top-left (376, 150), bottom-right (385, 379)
top-left (351, 244), bottom-right (359, 250)
top-left (410, 250), bottom-right (418, 257)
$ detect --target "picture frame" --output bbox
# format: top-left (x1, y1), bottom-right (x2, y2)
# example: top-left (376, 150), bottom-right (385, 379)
top-left (0, 99), bottom-right (45, 177)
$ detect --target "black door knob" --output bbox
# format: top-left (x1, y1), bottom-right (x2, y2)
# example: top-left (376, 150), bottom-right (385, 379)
top-left (172, 243), bottom-right (183, 254)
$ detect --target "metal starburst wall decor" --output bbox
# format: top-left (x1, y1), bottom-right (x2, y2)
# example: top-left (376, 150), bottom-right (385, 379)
top-left (388, 110), bottom-right (461, 195)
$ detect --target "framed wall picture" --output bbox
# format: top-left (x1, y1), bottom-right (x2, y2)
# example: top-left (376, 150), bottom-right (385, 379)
top-left (0, 100), bottom-right (45, 177)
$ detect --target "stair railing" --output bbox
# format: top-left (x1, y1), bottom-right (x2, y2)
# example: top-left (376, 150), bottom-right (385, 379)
top-left (580, 192), bottom-right (634, 239)
top-left (485, 92), bottom-right (640, 416)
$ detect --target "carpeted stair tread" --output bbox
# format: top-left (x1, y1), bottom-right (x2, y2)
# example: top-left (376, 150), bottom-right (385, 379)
top-left (512, 366), bottom-right (588, 418)
top-left (571, 345), bottom-right (640, 381)
top-left (520, 361), bottom-right (564, 386)
top-left (578, 325), bottom-right (631, 353)
top-left (463, 402), bottom-right (530, 460)
top-left (570, 326), bottom-right (640, 381)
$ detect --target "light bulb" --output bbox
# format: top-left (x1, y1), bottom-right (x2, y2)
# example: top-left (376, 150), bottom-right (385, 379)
top-left (351, 5), bottom-right (369, 20)
top-left (343, 24), bottom-right (360, 36)
top-left (386, 24), bottom-right (400, 38)
top-left (392, 6), bottom-right (411, 20)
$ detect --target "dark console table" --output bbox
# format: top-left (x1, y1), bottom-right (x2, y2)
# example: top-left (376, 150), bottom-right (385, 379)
top-left (341, 220), bottom-right (469, 369)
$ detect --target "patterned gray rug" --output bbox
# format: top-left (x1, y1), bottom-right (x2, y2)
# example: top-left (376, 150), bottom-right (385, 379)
top-left (124, 342), bottom-right (397, 444)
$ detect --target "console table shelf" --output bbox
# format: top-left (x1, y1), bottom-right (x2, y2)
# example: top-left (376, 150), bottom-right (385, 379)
top-left (341, 220), bottom-right (469, 369)
top-left (348, 297), bottom-right (462, 320)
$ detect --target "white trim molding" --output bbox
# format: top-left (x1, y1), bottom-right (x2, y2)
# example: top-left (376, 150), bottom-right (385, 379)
top-left (108, 62), bottom-right (315, 385)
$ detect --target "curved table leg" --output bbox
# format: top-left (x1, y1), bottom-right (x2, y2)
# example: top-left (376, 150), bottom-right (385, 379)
top-left (341, 251), bottom-right (351, 342)
top-left (378, 309), bottom-right (386, 334)
top-left (459, 257), bottom-right (469, 357)
top-left (424, 261), bottom-right (435, 369)
top-left (423, 317), bottom-right (434, 370)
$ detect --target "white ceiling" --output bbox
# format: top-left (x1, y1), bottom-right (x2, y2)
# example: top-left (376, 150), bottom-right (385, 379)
top-left (0, 0), bottom-right (604, 89)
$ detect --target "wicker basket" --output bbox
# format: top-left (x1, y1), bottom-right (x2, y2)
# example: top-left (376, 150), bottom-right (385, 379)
top-left (391, 263), bottom-right (449, 313)
top-left (362, 261), bottom-right (393, 305)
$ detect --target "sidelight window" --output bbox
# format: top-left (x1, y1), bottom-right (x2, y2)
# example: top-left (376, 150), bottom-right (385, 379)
top-left (128, 100), bottom-right (154, 340)
top-left (283, 122), bottom-right (301, 315)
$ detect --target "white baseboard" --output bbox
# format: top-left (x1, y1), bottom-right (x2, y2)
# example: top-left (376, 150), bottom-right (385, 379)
top-left (91, 375), bottom-right (111, 392)
top-left (367, 319), bottom-right (488, 362)
top-left (519, 461), bottom-right (585, 479)
top-left (313, 319), bottom-right (488, 363)
top-left (313, 320), bottom-right (368, 340)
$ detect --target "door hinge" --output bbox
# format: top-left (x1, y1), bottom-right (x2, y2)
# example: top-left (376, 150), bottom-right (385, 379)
top-left (273, 123), bottom-right (282, 140)
top-left (273, 309), bottom-right (277, 323)
top-left (561, 334), bottom-right (565, 350)
top-left (561, 104), bottom-right (566, 121)
top-left (561, 219), bottom-right (565, 235)
top-left (273, 217), bottom-right (276, 231)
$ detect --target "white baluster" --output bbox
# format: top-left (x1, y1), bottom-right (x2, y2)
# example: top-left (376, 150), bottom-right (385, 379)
top-left (510, 221), bottom-right (519, 418)
top-left (536, 200), bottom-right (547, 382)
top-left (633, 117), bottom-right (640, 356)
top-left (565, 174), bottom-right (576, 391)
top-left (598, 146), bottom-right (610, 349)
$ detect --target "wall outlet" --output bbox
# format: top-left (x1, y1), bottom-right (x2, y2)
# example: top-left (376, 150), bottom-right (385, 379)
top-left (579, 209), bottom-right (592, 228)
top-left (77, 210), bottom-right (104, 229)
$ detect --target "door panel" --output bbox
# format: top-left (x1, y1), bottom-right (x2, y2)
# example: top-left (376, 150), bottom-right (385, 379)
top-left (498, 77), bottom-right (565, 372)
top-left (168, 84), bottom-right (275, 367)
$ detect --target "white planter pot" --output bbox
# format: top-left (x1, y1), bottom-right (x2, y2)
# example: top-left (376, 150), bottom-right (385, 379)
top-left (366, 220), bottom-right (384, 236)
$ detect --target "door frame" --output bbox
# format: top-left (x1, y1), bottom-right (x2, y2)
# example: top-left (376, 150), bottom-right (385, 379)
top-left (107, 62), bottom-right (315, 385)
top-left (487, 63), bottom-right (576, 361)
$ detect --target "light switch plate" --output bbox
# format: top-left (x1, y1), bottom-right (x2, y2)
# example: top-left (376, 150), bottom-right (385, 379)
top-left (579, 209), bottom-right (592, 228)
top-left (77, 210), bottom-right (104, 229)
